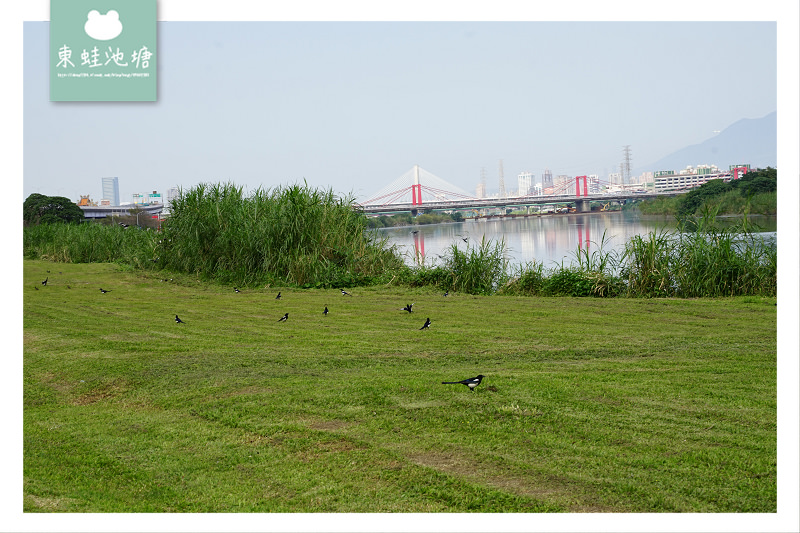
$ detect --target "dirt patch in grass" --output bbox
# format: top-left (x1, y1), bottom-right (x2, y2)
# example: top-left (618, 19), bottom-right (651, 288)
top-left (72, 379), bottom-right (130, 405)
top-left (25, 494), bottom-right (77, 511)
top-left (405, 450), bottom-right (616, 512)
top-left (307, 419), bottom-right (355, 432)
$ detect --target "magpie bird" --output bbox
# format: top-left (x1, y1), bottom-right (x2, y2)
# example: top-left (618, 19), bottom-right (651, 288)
top-left (401, 303), bottom-right (414, 313)
top-left (99, 288), bottom-right (111, 294)
top-left (175, 315), bottom-right (185, 324)
top-left (443, 291), bottom-right (449, 297)
top-left (419, 317), bottom-right (431, 330)
top-left (275, 292), bottom-right (282, 300)
top-left (341, 289), bottom-right (352, 296)
top-left (323, 306), bottom-right (329, 315)
top-left (278, 313), bottom-right (289, 322)
top-left (41, 277), bottom-right (48, 286)
top-left (234, 287), bottom-right (241, 293)
top-left (442, 375), bottom-right (484, 391)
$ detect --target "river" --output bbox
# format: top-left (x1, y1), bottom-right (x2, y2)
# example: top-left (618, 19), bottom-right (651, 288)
top-left (373, 211), bottom-right (777, 268)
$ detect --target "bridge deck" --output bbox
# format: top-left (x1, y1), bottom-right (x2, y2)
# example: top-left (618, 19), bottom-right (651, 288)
top-left (358, 191), bottom-right (679, 214)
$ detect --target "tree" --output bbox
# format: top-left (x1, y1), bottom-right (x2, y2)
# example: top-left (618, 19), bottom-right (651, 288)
top-left (732, 167), bottom-right (777, 196)
top-left (23, 193), bottom-right (85, 225)
top-left (677, 179), bottom-right (731, 217)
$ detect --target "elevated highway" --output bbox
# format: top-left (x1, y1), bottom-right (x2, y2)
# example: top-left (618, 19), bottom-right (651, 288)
top-left (358, 191), bottom-right (682, 215)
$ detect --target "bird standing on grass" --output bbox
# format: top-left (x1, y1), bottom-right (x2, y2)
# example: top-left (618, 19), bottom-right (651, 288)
top-left (401, 303), bottom-right (414, 313)
top-left (278, 313), bottom-right (289, 322)
top-left (275, 292), bottom-right (282, 300)
top-left (175, 315), bottom-right (185, 324)
top-left (419, 317), bottom-right (431, 330)
top-left (341, 289), bottom-right (352, 296)
top-left (324, 306), bottom-right (329, 316)
top-left (442, 375), bottom-right (484, 391)
top-left (41, 277), bottom-right (48, 286)
top-left (234, 287), bottom-right (241, 293)
top-left (99, 288), bottom-right (111, 294)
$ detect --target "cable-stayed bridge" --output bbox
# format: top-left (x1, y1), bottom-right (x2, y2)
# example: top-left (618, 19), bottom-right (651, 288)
top-left (360, 165), bottom-right (475, 207)
top-left (357, 165), bottom-right (679, 215)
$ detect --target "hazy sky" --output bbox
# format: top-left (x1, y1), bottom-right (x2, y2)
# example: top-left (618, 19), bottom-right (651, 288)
top-left (22, 18), bottom-right (779, 204)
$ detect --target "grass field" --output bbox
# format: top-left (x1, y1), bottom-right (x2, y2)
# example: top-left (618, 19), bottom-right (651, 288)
top-left (23, 259), bottom-right (777, 513)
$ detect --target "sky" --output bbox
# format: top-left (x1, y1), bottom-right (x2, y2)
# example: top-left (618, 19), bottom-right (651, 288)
top-left (21, 14), bottom-right (782, 205)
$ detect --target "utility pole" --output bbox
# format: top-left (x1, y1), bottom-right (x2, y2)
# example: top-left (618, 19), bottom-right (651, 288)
top-left (498, 159), bottom-right (506, 198)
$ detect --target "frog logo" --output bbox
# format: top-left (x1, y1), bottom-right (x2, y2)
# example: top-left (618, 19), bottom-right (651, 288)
top-left (84, 10), bottom-right (123, 41)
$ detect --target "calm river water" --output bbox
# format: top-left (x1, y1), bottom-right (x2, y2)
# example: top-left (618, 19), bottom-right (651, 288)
top-left (374, 211), bottom-right (777, 268)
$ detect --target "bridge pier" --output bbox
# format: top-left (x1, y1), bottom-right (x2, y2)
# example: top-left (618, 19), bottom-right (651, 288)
top-left (575, 199), bottom-right (591, 213)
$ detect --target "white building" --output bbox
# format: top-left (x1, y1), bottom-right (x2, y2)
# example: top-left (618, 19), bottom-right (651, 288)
top-left (517, 172), bottom-right (534, 197)
top-left (101, 176), bottom-right (120, 206)
top-left (653, 171), bottom-right (729, 192)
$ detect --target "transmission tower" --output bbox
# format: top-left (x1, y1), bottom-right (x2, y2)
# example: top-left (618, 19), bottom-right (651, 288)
top-left (622, 145), bottom-right (632, 185)
top-left (498, 159), bottom-right (506, 198)
top-left (476, 167), bottom-right (488, 198)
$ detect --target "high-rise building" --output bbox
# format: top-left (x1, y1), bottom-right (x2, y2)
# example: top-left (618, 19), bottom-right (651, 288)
top-left (542, 169), bottom-right (553, 189)
top-left (166, 186), bottom-right (180, 210)
top-left (517, 172), bottom-right (533, 197)
top-left (101, 177), bottom-right (120, 206)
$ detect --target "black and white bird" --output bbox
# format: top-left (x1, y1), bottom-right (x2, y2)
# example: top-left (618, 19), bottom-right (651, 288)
top-left (99, 288), bottom-right (111, 294)
top-left (401, 303), bottom-right (414, 313)
top-left (41, 277), bottom-right (48, 286)
top-left (234, 287), bottom-right (241, 293)
top-left (275, 292), bottom-right (282, 300)
top-left (340, 289), bottom-right (352, 296)
top-left (323, 306), bottom-right (329, 316)
top-left (175, 315), bottom-right (185, 324)
top-left (278, 313), bottom-right (289, 322)
top-left (442, 375), bottom-right (484, 391)
top-left (443, 291), bottom-right (449, 297)
top-left (419, 317), bottom-right (431, 330)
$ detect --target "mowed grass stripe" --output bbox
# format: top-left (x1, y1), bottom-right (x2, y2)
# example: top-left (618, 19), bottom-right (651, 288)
top-left (23, 260), bottom-right (777, 512)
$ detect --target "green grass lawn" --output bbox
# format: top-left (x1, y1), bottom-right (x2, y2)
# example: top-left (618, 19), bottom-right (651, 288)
top-left (23, 259), bottom-right (777, 513)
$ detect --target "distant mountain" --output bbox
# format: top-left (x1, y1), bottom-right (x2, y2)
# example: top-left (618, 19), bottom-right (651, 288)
top-left (638, 111), bottom-right (777, 174)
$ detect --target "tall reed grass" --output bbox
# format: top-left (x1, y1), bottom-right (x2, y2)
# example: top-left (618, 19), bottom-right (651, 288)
top-left (156, 182), bottom-right (405, 287)
top-left (23, 222), bottom-right (158, 266)
top-left (442, 236), bottom-right (510, 295)
top-left (499, 210), bottom-right (776, 298)
top-left (620, 207), bottom-right (776, 297)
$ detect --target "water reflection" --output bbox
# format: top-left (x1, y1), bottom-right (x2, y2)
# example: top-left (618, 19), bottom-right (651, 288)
top-left (374, 212), bottom-right (777, 268)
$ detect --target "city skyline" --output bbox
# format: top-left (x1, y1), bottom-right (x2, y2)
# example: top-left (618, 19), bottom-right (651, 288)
top-left (21, 17), bottom-right (783, 206)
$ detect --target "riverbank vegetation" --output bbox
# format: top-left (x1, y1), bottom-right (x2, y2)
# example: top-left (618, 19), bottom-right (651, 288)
top-left (366, 210), bottom-right (464, 228)
top-left (631, 167), bottom-right (777, 216)
top-left (23, 258), bottom-right (777, 513)
top-left (23, 181), bottom-right (776, 298)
